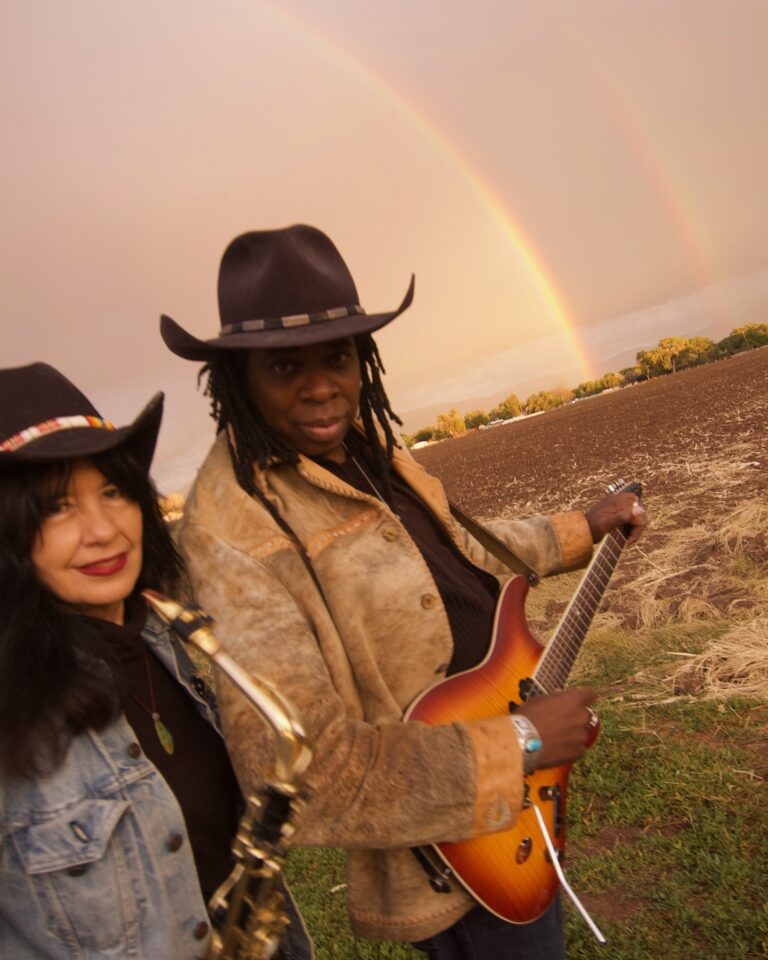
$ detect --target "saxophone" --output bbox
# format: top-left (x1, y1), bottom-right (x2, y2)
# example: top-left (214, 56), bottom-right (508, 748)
top-left (143, 591), bottom-right (312, 960)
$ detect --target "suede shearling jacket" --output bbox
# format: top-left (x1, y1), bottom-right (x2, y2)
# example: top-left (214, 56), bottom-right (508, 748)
top-left (179, 431), bottom-right (594, 942)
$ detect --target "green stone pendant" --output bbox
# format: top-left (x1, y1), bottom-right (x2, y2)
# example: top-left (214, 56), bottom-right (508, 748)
top-left (152, 713), bottom-right (175, 755)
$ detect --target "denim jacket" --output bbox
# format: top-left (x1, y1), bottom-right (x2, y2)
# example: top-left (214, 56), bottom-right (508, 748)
top-left (0, 611), bottom-right (311, 960)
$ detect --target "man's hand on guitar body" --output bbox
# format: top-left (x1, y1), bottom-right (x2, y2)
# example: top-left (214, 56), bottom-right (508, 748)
top-left (406, 478), bottom-right (643, 925)
top-left (516, 687), bottom-right (598, 771)
top-left (586, 489), bottom-right (646, 544)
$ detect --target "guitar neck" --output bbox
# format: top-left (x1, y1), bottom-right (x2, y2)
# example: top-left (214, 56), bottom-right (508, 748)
top-left (533, 525), bottom-right (629, 694)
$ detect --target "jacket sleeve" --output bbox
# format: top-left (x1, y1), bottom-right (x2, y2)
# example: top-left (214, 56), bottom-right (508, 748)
top-left (180, 521), bottom-right (525, 851)
top-left (391, 437), bottom-right (593, 579)
top-left (457, 512), bottom-right (594, 579)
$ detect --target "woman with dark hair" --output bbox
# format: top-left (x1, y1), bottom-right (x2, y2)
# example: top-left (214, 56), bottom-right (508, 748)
top-left (0, 363), bottom-right (310, 960)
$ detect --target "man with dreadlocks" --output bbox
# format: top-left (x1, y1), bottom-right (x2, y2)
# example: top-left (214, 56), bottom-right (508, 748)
top-left (160, 225), bottom-right (645, 959)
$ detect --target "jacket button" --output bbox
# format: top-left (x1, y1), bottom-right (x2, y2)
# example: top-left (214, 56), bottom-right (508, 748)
top-left (421, 593), bottom-right (437, 610)
top-left (435, 663), bottom-right (448, 675)
top-left (127, 742), bottom-right (142, 759)
top-left (67, 864), bottom-right (89, 877)
top-left (382, 526), bottom-right (398, 541)
top-left (193, 921), bottom-right (210, 940)
top-left (167, 832), bottom-right (184, 852)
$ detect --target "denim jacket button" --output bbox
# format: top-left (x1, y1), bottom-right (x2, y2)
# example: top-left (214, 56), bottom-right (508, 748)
top-left (382, 526), bottom-right (398, 541)
top-left (167, 832), bottom-right (184, 852)
top-left (127, 742), bottom-right (142, 759)
top-left (193, 920), bottom-right (210, 940)
top-left (67, 864), bottom-right (89, 877)
top-left (420, 593), bottom-right (437, 610)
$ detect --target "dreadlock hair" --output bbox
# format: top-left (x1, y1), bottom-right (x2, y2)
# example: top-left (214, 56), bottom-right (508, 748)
top-left (199, 333), bottom-right (403, 502)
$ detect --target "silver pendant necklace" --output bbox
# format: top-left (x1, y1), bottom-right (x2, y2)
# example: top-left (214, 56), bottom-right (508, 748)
top-left (344, 444), bottom-right (384, 502)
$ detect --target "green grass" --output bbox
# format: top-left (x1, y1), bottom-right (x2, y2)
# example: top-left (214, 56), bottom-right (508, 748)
top-left (285, 847), bottom-right (420, 959)
top-left (572, 620), bottom-right (725, 686)
top-left (285, 621), bottom-right (768, 959)
top-left (563, 697), bottom-right (768, 959)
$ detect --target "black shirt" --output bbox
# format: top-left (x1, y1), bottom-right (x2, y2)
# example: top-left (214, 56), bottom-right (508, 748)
top-left (73, 601), bottom-right (242, 902)
top-left (316, 434), bottom-right (500, 675)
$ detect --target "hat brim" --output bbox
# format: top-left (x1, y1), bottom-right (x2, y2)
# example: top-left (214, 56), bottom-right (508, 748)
top-left (0, 393), bottom-right (164, 472)
top-left (161, 276), bottom-right (414, 360)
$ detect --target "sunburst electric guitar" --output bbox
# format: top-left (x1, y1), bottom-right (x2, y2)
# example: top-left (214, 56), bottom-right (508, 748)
top-left (405, 480), bottom-right (641, 924)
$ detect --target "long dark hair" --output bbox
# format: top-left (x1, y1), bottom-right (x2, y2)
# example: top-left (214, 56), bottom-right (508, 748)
top-left (200, 333), bottom-right (402, 500)
top-left (0, 445), bottom-right (183, 780)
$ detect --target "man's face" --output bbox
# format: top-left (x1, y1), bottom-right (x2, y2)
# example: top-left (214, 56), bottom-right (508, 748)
top-left (246, 337), bottom-right (361, 462)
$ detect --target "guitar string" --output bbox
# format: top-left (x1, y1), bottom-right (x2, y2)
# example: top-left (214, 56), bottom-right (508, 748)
top-left (535, 529), bottom-right (627, 690)
top-left (542, 571), bottom-right (610, 664)
top-left (518, 499), bottom-right (633, 936)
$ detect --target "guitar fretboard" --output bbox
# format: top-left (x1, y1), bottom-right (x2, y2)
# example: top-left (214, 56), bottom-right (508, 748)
top-left (533, 526), bottom-right (628, 695)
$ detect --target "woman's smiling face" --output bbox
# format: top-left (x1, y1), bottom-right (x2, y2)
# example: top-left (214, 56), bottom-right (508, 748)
top-left (31, 459), bottom-right (143, 624)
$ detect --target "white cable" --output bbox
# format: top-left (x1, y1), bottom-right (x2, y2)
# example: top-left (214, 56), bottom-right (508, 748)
top-left (531, 802), bottom-right (606, 944)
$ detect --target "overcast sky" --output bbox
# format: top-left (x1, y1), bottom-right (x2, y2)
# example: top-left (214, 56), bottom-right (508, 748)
top-left (2, 0), bottom-right (767, 489)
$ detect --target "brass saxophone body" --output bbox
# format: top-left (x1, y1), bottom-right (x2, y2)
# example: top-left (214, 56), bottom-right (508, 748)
top-left (143, 591), bottom-right (312, 960)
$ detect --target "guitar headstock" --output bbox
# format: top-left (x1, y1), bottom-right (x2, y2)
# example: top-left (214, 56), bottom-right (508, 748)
top-left (606, 477), bottom-right (643, 500)
top-left (603, 478), bottom-right (643, 541)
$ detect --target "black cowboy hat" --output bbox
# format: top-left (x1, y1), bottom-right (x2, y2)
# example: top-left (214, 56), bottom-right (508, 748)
top-left (160, 224), bottom-right (414, 358)
top-left (0, 363), bottom-right (163, 470)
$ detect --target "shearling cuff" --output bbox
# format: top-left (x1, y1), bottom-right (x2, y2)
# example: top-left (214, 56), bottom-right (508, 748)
top-left (464, 715), bottom-right (524, 836)
top-left (549, 511), bottom-right (593, 572)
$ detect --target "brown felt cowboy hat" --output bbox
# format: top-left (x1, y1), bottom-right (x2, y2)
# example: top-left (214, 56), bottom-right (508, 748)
top-left (0, 363), bottom-right (163, 470)
top-left (160, 224), bottom-right (414, 358)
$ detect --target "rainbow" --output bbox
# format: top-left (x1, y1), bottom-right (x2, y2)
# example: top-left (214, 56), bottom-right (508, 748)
top-left (557, 23), bottom-right (726, 322)
top-left (257, 0), bottom-right (595, 383)
top-left (449, 171), bottom-right (595, 382)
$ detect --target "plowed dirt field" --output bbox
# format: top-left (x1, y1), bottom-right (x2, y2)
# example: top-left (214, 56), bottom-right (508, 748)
top-left (413, 346), bottom-right (768, 629)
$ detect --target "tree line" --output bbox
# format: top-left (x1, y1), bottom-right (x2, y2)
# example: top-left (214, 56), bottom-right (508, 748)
top-left (404, 323), bottom-right (768, 446)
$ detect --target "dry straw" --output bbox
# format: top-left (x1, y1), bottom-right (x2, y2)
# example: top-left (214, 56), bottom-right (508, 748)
top-left (609, 499), bottom-right (768, 629)
top-left (668, 618), bottom-right (768, 700)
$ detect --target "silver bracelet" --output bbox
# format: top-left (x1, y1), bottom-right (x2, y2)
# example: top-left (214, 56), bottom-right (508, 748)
top-left (510, 714), bottom-right (543, 775)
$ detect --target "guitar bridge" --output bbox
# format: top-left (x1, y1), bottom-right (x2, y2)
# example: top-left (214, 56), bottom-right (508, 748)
top-left (538, 783), bottom-right (563, 838)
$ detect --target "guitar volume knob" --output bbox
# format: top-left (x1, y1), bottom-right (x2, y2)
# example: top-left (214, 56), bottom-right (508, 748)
top-left (516, 837), bottom-right (533, 864)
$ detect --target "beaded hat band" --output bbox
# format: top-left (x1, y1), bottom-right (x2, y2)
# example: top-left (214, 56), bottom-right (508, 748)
top-left (0, 363), bottom-right (163, 468)
top-left (1, 415), bottom-right (117, 453)
top-left (220, 304), bottom-right (365, 337)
